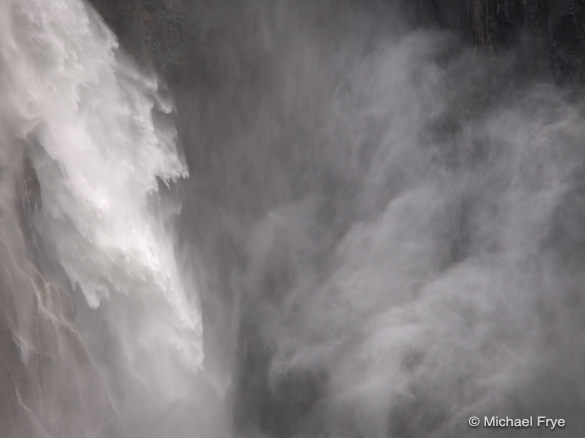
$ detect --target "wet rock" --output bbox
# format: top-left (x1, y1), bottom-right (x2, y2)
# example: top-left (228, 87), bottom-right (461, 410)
top-left (89, 0), bottom-right (585, 83)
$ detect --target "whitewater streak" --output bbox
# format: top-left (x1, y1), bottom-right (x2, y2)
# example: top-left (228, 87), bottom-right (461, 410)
top-left (0, 0), bottom-right (202, 435)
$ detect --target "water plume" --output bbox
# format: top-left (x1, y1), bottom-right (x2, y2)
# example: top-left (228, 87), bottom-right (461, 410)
top-left (0, 0), bottom-right (204, 436)
top-left (3, 0), bottom-right (585, 437)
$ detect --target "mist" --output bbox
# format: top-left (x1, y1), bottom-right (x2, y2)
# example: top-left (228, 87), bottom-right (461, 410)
top-left (1, 0), bottom-right (585, 437)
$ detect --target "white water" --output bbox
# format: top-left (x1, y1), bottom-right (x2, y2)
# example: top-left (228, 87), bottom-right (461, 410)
top-left (0, 0), bottom-right (203, 436)
top-left (4, 1), bottom-right (585, 437)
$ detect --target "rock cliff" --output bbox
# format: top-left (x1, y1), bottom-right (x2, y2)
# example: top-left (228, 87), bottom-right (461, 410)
top-left (90, 0), bottom-right (585, 82)
top-left (409, 0), bottom-right (585, 81)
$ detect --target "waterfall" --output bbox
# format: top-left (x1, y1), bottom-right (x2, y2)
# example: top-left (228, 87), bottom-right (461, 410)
top-left (0, 0), bottom-right (203, 436)
top-left (3, 0), bottom-right (585, 437)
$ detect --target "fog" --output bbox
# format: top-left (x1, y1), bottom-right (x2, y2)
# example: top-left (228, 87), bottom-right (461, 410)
top-left (1, 0), bottom-right (585, 437)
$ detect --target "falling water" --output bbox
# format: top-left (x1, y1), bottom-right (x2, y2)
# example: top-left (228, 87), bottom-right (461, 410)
top-left (3, 0), bottom-right (585, 437)
top-left (0, 0), bottom-right (204, 436)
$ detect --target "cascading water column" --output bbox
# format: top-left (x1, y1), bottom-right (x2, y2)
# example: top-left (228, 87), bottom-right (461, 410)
top-left (0, 0), bottom-right (204, 436)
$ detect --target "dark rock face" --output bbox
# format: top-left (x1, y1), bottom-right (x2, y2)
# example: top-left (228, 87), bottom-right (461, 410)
top-left (409, 0), bottom-right (585, 80)
top-left (89, 0), bottom-right (203, 73)
top-left (411, 0), bottom-right (538, 44)
top-left (89, 0), bottom-right (585, 82)
top-left (550, 0), bottom-right (585, 81)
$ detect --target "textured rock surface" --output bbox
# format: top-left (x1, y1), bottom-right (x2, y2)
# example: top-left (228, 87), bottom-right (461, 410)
top-left (89, 0), bottom-right (206, 73)
top-left (404, 1), bottom-right (585, 80)
top-left (89, 0), bottom-right (585, 82)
